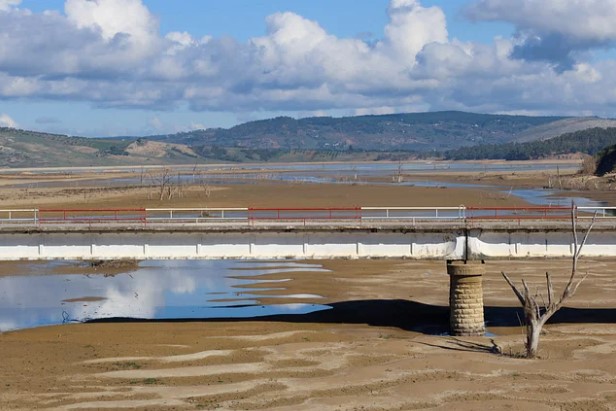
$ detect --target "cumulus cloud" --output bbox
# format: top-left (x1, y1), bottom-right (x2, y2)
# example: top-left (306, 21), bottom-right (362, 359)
top-left (0, 0), bottom-right (615, 125)
top-left (65, 0), bottom-right (158, 45)
top-left (380, 0), bottom-right (448, 62)
top-left (0, 113), bottom-right (17, 128)
top-left (466, 0), bottom-right (616, 69)
top-left (0, 0), bottom-right (20, 12)
top-left (467, 0), bottom-right (616, 42)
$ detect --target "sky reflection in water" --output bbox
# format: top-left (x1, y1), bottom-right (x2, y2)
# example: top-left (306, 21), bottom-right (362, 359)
top-left (0, 260), bottom-right (331, 332)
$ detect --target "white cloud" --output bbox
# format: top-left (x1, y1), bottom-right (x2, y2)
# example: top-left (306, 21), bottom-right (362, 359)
top-left (0, 0), bottom-right (616, 126)
top-left (0, 113), bottom-right (18, 128)
top-left (65, 0), bottom-right (158, 45)
top-left (380, 0), bottom-right (448, 63)
top-left (466, 0), bottom-right (616, 69)
top-left (467, 0), bottom-right (616, 43)
top-left (0, 0), bottom-right (20, 12)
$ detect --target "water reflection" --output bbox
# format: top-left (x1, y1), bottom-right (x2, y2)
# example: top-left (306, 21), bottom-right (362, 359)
top-left (0, 260), bottom-right (331, 332)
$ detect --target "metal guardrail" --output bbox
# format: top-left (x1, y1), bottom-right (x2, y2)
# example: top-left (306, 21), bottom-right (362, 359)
top-left (0, 206), bottom-right (614, 227)
top-left (578, 206), bottom-right (616, 218)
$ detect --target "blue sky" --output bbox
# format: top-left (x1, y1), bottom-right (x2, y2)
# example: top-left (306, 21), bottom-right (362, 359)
top-left (0, 0), bottom-right (615, 137)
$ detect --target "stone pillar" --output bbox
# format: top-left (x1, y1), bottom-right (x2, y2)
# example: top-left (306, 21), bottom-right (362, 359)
top-left (447, 260), bottom-right (485, 336)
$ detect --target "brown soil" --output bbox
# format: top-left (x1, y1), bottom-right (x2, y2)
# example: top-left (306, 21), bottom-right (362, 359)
top-left (0, 180), bottom-right (531, 210)
top-left (1, 258), bottom-right (616, 410)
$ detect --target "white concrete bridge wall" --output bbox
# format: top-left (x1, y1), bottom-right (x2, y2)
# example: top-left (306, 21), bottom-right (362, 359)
top-left (0, 231), bottom-right (464, 261)
top-left (469, 230), bottom-right (616, 259)
top-left (0, 228), bottom-right (615, 261)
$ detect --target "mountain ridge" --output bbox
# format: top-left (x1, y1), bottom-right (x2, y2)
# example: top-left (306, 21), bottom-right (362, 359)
top-left (2, 111), bottom-right (616, 167)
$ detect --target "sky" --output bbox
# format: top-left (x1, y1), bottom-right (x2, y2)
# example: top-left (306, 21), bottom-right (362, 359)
top-left (0, 0), bottom-right (616, 137)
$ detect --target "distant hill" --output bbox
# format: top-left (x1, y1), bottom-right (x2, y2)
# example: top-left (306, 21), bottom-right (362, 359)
top-left (2, 111), bottom-right (616, 167)
top-left (513, 118), bottom-right (616, 143)
top-left (154, 111), bottom-right (570, 153)
top-left (0, 128), bottom-right (197, 168)
top-left (444, 127), bottom-right (616, 161)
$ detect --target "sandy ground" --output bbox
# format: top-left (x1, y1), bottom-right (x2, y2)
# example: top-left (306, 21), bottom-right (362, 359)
top-left (1, 258), bottom-right (616, 410)
top-left (0, 159), bottom-right (613, 209)
top-left (0, 180), bottom-right (531, 210)
top-left (1, 163), bottom-right (615, 410)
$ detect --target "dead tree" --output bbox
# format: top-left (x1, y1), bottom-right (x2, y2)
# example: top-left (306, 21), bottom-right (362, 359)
top-left (501, 206), bottom-right (596, 358)
top-left (149, 167), bottom-right (175, 201)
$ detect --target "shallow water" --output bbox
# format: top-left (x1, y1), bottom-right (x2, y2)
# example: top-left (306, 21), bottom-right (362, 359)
top-left (0, 260), bottom-right (331, 332)
top-left (10, 160), bottom-right (597, 208)
top-left (9, 160), bottom-right (579, 187)
top-left (410, 181), bottom-right (606, 207)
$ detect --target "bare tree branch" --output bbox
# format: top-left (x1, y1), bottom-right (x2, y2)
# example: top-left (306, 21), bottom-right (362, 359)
top-left (546, 272), bottom-right (554, 308)
top-left (501, 271), bottom-right (525, 305)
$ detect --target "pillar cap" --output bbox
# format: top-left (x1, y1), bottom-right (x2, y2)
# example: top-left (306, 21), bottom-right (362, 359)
top-left (447, 260), bottom-right (485, 276)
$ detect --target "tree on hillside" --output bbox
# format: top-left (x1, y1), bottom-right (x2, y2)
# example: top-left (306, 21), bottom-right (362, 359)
top-left (501, 206), bottom-right (596, 358)
top-left (595, 144), bottom-right (616, 176)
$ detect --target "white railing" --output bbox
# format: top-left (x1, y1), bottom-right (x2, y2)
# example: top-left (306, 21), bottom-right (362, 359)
top-left (145, 208), bottom-right (249, 223)
top-left (361, 206), bottom-right (466, 220)
top-left (578, 206), bottom-right (616, 218)
top-left (0, 209), bottom-right (38, 224)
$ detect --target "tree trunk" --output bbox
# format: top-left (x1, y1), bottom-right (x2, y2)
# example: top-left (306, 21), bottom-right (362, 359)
top-left (526, 319), bottom-right (542, 358)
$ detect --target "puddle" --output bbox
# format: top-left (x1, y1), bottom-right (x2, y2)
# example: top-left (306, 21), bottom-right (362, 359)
top-left (0, 260), bottom-right (331, 332)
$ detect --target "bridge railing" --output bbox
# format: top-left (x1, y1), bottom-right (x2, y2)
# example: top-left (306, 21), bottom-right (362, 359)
top-left (578, 206), bottom-right (616, 218)
top-left (37, 208), bottom-right (147, 224)
top-left (465, 206), bottom-right (573, 221)
top-left (0, 206), bottom-right (615, 227)
top-left (361, 206), bottom-right (466, 221)
top-left (145, 208), bottom-right (249, 224)
top-left (248, 207), bottom-right (362, 222)
top-left (0, 209), bottom-right (38, 224)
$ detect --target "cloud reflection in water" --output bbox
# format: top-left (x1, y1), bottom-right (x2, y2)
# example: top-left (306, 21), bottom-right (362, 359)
top-left (0, 260), bottom-right (330, 332)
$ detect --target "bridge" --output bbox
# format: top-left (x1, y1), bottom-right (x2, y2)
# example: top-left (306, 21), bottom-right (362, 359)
top-left (2, 205), bottom-right (614, 337)
top-left (0, 205), bottom-right (614, 261)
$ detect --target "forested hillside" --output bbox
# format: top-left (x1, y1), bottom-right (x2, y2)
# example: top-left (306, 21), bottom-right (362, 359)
top-left (154, 111), bottom-right (569, 153)
top-left (443, 128), bottom-right (616, 161)
top-left (596, 144), bottom-right (616, 176)
top-left (2, 111), bottom-right (616, 167)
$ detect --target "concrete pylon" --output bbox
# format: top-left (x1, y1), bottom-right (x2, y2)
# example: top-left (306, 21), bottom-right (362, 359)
top-left (447, 260), bottom-right (485, 336)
